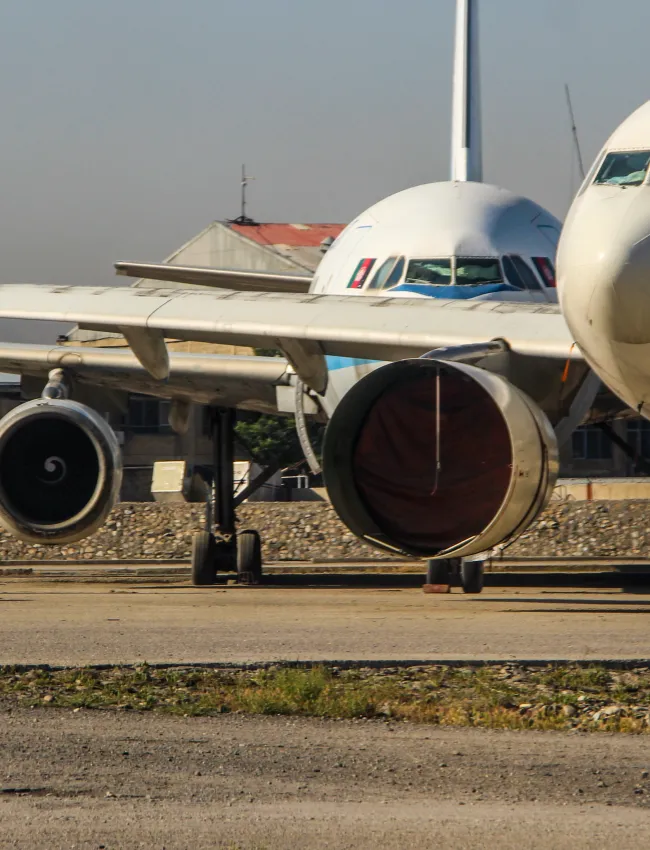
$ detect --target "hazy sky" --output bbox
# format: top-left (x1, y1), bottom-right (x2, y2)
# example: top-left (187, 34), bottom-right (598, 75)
top-left (0, 0), bottom-right (648, 343)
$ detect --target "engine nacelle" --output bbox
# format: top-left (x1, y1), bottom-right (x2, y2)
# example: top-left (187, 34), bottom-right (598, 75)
top-left (322, 358), bottom-right (558, 559)
top-left (0, 399), bottom-right (122, 544)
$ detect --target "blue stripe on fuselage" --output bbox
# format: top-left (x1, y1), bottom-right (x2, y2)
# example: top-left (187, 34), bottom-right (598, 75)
top-left (326, 356), bottom-right (380, 371)
top-left (389, 282), bottom-right (516, 298)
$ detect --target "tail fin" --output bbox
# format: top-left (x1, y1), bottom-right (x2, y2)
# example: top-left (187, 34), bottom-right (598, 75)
top-left (451, 0), bottom-right (483, 182)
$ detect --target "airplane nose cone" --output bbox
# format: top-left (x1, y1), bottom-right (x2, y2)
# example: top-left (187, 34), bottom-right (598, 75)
top-left (559, 188), bottom-right (650, 347)
top-left (606, 230), bottom-right (650, 344)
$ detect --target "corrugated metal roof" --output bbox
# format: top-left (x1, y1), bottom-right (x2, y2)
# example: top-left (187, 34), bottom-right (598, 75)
top-left (227, 222), bottom-right (345, 271)
top-left (228, 222), bottom-right (344, 248)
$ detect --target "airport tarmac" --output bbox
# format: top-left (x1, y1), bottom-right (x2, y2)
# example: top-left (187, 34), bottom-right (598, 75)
top-left (3, 570), bottom-right (650, 665)
top-left (3, 568), bottom-right (650, 848)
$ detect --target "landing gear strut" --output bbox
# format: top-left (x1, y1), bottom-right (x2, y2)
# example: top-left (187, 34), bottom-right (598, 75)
top-left (190, 407), bottom-right (264, 587)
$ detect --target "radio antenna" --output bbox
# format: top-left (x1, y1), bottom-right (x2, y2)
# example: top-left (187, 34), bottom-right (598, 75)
top-left (565, 84), bottom-right (585, 181)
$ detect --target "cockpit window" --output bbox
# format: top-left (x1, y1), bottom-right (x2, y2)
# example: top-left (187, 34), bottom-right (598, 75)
top-left (532, 256), bottom-right (556, 288)
top-left (594, 151), bottom-right (650, 187)
top-left (367, 256), bottom-right (404, 290)
top-left (405, 259), bottom-right (452, 285)
top-left (455, 258), bottom-right (503, 285)
top-left (404, 257), bottom-right (503, 287)
top-left (503, 255), bottom-right (542, 291)
top-left (384, 257), bottom-right (404, 288)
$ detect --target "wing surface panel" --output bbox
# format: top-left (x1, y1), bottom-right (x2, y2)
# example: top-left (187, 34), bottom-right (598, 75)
top-left (0, 285), bottom-right (581, 362)
top-left (0, 343), bottom-right (291, 414)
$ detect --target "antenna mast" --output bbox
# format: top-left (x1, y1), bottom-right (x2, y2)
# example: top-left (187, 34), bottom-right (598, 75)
top-left (564, 84), bottom-right (585, 181)
top-left (229, 165), bottom-right (257, 226)
top-left (240, 164), bottom-right (256, 220)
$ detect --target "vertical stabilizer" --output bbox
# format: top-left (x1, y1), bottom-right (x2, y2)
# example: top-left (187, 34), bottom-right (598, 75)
top-left (451, 0), bottom-right (483, 182)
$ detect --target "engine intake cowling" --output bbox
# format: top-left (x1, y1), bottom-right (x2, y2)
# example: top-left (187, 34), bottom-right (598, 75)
top-left (322, 358), bottom-right (558, 559)
top-left (0, 399), bottom-right (122, 543)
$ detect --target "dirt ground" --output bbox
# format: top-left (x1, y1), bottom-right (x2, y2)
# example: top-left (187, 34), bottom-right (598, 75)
top-left (2, 578), bottom-right (650, 665)
top-left (1, 707), bottom-right (650, 849)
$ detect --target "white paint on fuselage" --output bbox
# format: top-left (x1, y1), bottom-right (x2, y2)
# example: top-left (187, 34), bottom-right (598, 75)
top-left (311, 181), bottom-right (560, 302)
top-left (559, 100), bottom-right (650, 417)
top-left (311, 179), bottom-right (563, 417)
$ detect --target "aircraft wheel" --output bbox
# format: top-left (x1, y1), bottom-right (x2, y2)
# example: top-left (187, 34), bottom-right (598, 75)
top-left (460, 560), bottom-right (484, 594)
top-left (191, 531), bottom-right (217, 586)
top-left (237, 530), bottom-right (263, 585)
top-left (426, 559), bottom-right (452, 585)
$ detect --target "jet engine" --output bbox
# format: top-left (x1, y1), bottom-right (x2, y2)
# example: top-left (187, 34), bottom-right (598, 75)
top-left (0, 399), bottom-right (122, 544)
top-left (322, 358), bottom-right (558, 559)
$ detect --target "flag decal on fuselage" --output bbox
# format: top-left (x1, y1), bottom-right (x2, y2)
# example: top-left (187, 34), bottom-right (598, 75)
top-left (348, 258), bottom-right (376, 289)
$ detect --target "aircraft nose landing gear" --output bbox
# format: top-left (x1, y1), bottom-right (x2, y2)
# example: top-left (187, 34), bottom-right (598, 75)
top-left (190, 407), bottom-right (264, 587)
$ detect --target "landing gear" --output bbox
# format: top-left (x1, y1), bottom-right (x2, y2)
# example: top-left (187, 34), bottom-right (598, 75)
top-left (426, 558), bottom-right (457, 586)
top-left (191, 530), bottom-right (217, 585)
top-left (191, 407), bottom-right (264, 587)
top-left (237, 529), bottom-right (263, 585)
top-left (424, 558), bottom-right (485, 593)
top-left (460, 559), bottom-right (485, 594)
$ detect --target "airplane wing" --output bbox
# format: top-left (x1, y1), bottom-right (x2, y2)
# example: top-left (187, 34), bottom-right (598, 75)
top-left (0, 284), bottom-right (581, 391)
top-left (115, 262), bottom-right (313, 294)
top-left (0, 342), bottom-right (293, 415)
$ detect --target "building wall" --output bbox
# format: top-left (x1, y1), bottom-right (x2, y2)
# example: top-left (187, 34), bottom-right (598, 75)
top-left (560, 418), bottom-right (649, 478)
top-left (159, 222), bottom-right (310, 276)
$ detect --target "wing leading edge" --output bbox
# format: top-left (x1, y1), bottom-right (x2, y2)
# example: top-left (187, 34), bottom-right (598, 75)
top-left (0, 285), bottom-right (581, 389)
top-left (0, 284), bottom-right (579, 355)
top-left (115, 262), bottom-right (313, 294)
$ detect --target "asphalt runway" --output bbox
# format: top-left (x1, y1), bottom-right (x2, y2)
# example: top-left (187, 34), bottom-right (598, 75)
top-left (4, 568), bottom-right (650, 849)
top-left (3, 568), bottom-right (650, 665)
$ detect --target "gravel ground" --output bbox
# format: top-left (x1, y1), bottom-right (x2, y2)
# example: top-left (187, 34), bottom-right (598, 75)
top-left (5, 500), bottom-right (650, 563)
top-left (1, 708), bottom-right (650, 849)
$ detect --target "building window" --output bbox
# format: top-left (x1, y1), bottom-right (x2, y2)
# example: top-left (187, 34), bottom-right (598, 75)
top-left (571, 425), bottom-right (613, 460)
top-left (127, 395), bottom-right (171, 433)
top-left (626, 418), bottom-right (650, 459)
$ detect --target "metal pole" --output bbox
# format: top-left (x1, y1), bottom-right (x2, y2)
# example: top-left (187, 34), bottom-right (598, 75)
top-left (241, 164), bottom-right (246, 220)
top-left (565, 84), bottom-right (585, 181)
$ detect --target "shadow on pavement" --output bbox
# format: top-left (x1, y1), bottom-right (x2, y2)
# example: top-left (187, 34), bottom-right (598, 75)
top-left (212, 571), bottom-right (650, 592)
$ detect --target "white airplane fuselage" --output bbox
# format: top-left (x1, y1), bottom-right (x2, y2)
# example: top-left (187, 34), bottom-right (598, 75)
top-left (310, 180), bottom-right (564, 415)
top-left (559, 100), bottom-right (650, 419)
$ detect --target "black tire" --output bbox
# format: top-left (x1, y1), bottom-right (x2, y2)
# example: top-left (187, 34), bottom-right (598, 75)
top-left (237, 530), bottom-right (263, 585)
top-left (426, 559), bottom-right (451, 585)
top-left (191, 531), bottom-right (217, 586)
top-left (460, 560), bottom-right (484, 594)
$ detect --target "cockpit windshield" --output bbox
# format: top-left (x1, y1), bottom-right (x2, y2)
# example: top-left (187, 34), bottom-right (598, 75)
top-left (594, 151), bottom-right (650, 187)
top-left (404, 258), bottom-right (502, 287)
top-left (405, 259), bottom-right (452, 285)
top-left (455, 258), bottom-right (503, 285)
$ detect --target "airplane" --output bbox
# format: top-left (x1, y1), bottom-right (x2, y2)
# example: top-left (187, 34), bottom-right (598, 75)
top-left (559, 103), bottom-right (650, 429)
top-left (0, 0), bottom-right (616, 594)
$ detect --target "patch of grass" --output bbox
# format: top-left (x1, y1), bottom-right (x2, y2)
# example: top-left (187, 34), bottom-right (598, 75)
top-left (2, 663), bottom-right (650, 732)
